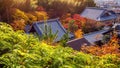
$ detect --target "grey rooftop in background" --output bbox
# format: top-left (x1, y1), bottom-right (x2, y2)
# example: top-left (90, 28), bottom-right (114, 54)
top-left (81, 7), bottom-right (117, 21)
top-left (84, 29), bottom-right (109, 44)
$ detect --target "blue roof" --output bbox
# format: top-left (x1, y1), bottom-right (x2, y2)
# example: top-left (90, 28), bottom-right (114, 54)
top-left (30, 18), bottom-right (74, 42)
top-left (81, 7), bottom-right (117, 21)
top-left (84, 30), bottom-right (109, 44)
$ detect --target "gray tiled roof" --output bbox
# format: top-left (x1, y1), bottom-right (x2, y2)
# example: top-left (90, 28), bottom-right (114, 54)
top-left (66, 29), bottom-right (109, 50)
top-left (29, 18), bottom-right (74, 42)
top-left (81, 7), bottom-right (117, 21)
top-left (84, 30), bottom-right (109, 44)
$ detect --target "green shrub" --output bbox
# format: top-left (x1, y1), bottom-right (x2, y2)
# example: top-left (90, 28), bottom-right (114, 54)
top-left (0, 22), bottom-right (120, 68)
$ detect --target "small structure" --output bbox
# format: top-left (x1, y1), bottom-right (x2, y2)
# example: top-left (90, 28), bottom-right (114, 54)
top-left (67, 29), bottom-right (110, 51)
top-left (67, 38), bottom-right (91, 51)
top-left (112, 23), bottom-right (120, 38)
top-left (84, 30), bottom-right (109, 45)
top-left (106, 7), bottom-right (120, 22)
top-left (27, 18), bottom-right (74, 42)
top-left (81, 7), bottom-right (117, 24)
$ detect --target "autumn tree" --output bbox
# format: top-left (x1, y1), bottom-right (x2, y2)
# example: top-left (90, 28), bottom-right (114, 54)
top-left (10, 9), bottom-right (29, 30)
top-left (0, 0), bottom-right (14, 22)
top-left (0, 0), bottom-right (38, 23)
top-left (75, 0), bottom-right (96, 13)
top-left (37, 0), bottom-right (96, 18)
top-left (37, 0), bottom-right (75, 18)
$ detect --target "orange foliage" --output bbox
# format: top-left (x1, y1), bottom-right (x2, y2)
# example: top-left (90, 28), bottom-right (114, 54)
top-left (62, 14), bottom-right (86, 28)
top-left (74, 29), bottom-right (83, 38)
top-left (81, 44), bottom-right (120, 56)
top-left (62, 14), bottom-right (86, 33)
top-left (109, 34), bottom-right (119, 45)
top-left (10, 19), bottom-right (25, 31)
top-left (81, 35), bottom-right (120, 56)
top-left (26, 13), bottom-right (37, 24)
top-left (73, 14), bottom-right (86, 26)
top-left (62, 13), bottom-right (71, 19)
top-left (34, 11), bottom-right (49, 21)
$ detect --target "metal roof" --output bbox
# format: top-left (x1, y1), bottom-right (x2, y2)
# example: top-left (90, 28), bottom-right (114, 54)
top-left (29, 18), bottom-right (74, 42)
top-left (81, 7), bottom-right (117, 21)
top-left (84, 29), bottom-right (109, 44)
top-left (67, 29), bottom-right (110, 50)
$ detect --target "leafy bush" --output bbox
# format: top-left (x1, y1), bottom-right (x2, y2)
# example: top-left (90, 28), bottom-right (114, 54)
top-left (0, 22), bottom-right (120, 68)
top-left (10, 19), bottom-right (26, 31)
top-left (62, 14), bottom-right (104, 34)
top-left (12, 8), bottom-right (29, 23)
top-left (74, 29), bottom-right (84, 38)
top-left (10, 8), bottom-right (49, 30)
top-left (82, 22), bottom-right (104, 33)
top-left (26, 13), bottom-right (37, 24)
top-left (9, 9), bottom-right (29, 30)
top-left (62, 14), bottom-right (86, 31)
top-left (62, 14), bottom-right (85, 38)
top-left (34, 11), bottom-right (49, 21)
top-left (81, 35), bottom-right (120, 56)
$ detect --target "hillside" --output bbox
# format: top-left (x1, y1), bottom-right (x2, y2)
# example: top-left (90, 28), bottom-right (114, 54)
top-left (0, 22), bottom-right (120, 68)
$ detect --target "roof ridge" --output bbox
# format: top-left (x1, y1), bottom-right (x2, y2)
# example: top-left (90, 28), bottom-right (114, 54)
top-left (86, 7), bottom-right (106, 10)
top-left (84, 30), bottom-right (108, 36)
top-left (33, 18), bottom-right (60, 24)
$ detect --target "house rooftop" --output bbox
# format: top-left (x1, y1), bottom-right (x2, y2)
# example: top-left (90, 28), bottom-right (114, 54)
top-left (67, 38), bottom-right (91, 51)
top-left (84, 29), bottom-right (109, 44)
top-left (67, 29), bottom-right (110, 50)
top-left (81, 7), bottom-right (117, 21)
top-left (27, 18), bottom-right (74, 42)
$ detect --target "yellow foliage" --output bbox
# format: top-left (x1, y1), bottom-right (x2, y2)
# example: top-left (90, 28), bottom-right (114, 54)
top-left (34, 11), bottom-right (49, 21)
top-left (74, 29), bottom-right (83, 38)
top-left (26, 13), bottom-right (37, 24)
top-left (12, 9), bottom-right (29, 23)
top-left (109, 34), bottom-right (119, 46)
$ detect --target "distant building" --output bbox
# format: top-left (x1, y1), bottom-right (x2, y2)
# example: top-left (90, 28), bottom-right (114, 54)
top-left (67, 29), bottom-right (109, 51)
top-left (94, 0), bottom-right (120, 8)
top-left (81, 7), bottom-right (117, 25)
top-left (112, 23), bottom-right (120, 38)
top-left (108, 7), bottom-right (120, 22)
top-left (26, 18), bottom-right (74, 42)
top-left (84, 30), bottom-right (109, 44)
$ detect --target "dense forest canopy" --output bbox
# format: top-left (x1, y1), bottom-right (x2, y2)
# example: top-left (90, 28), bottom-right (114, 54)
top-left (0, 0), bottom-right (96, 22)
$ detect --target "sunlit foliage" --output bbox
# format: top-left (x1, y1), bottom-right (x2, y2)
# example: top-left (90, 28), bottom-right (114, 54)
top-left (81, 35), bottom-right (120, 56)
top-left (26, 13), bottom-right (37, 24)
top-left (12, 9), bottom-right (29, 23)
top-left (10, 19), bottom-right (26, 31)
top-left (0, 23), bottom-right (120, 68)
top-left (74, 29), bottom-right (84, 38)
top-left (34, 11), bottom-right (49, 21)
top-left (61, 14), bottom-right (85, 38)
